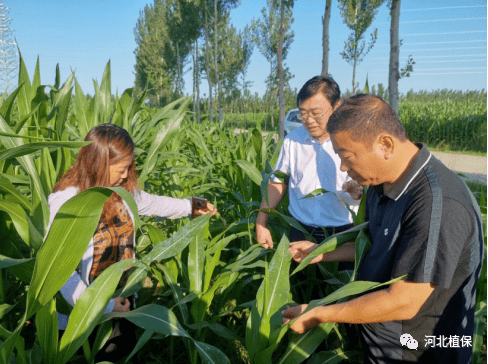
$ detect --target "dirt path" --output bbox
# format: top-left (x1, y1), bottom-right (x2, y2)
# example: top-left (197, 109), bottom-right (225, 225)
top-left (431, 151), bottom-right (487, 185)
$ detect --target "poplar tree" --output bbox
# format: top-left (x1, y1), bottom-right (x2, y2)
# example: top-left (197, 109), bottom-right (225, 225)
top-left (338, 0), bottom-right (384, 94)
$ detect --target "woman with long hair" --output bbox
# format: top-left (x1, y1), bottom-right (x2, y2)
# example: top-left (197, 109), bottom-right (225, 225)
top-left (48, 123), bottom-right (216, 360)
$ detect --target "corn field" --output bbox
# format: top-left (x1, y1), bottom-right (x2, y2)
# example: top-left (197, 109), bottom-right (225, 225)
top-left (399, 100), bottom-right (487, 153)
top-left (0, 57), bottom-right (486, 363)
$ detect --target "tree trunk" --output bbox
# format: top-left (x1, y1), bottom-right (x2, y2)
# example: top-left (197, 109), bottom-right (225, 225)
top-left (204, 11), bottom-right (213, 122)
top-left (321, 0), bottom-right (332, 76)
top-left (195, 39), bottom-right (201, 123)
top-left (277, 0), bottom-right (285, 139)
top-left (192, 43), bottom-right (196, 122)
top-left (352, 47), bottom-right (357, 94)
top-left (214, 0), bottom-right (223, 122)
top-left (389, 0), bottom-right (400, 115)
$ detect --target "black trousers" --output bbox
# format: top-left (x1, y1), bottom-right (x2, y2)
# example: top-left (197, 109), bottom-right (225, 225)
top-left (290, 221), bottom-right (355, 271)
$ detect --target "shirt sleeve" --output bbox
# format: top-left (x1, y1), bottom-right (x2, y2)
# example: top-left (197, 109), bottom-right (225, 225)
top-left (134, 189), bottom-right (192, 218)
top-left (271, 138), bottom-right (291, 184)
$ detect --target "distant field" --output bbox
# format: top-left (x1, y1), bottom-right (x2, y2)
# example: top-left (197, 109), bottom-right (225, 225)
top-left (218, 99), bottom-right (487, 154)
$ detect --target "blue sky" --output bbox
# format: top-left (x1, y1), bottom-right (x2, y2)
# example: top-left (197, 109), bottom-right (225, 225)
top-left (7, 0), bottom-right (487, 97)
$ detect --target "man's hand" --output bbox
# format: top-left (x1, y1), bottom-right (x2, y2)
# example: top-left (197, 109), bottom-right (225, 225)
top-left (113, 297), bottom-right (130, 312)
top-left (256, 223), bottom-right (274, 249)
top-left (342, 180), bottom-right (363, 200)
top-left (288, 240), bottom-right (323, 264)
top-left (282, 304), bottom-right (320, 334)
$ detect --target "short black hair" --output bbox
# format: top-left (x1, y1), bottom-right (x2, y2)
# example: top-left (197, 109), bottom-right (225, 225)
top-left (327, 94), bottom-right (407, 144)
top-left (297, 75), bottom-right (341, 108)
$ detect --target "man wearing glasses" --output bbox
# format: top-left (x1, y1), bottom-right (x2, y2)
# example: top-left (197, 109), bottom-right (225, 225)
top-left (256, 75), bottom-right (362, 250)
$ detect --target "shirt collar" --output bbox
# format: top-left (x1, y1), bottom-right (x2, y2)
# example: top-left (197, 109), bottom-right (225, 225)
top-left (377, 143), bottom-right (432, 201)
top-left (305, 131), bottom-right (330, 144)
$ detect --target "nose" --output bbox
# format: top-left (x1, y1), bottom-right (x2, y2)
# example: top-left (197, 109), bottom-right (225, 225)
top-left (340, 162), bottom-right (348, 172)
top-left (121, 168), bottom-right (129, 179)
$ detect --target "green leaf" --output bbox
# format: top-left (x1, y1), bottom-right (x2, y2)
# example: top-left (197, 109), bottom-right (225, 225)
top-left (188, 235), bottom-right (205, 294)
top-left (56, 259), bottom-right (135, 364)
top-left (143, 213), bottom-right (211, 263)
top-left (124, 329), bottom-right (154, 363)
top-left (26, 186), bottom-right (139, 319)
top-left (0, 200), bottom-right (43, 250)
top-left (235, 159), bottom-right (263, 186)
top-left (0, 254), bottom-right (34, 269)
top-left (354, 186), bottom-right (368, 226)
top-left (351, 224), bottom-right (371, 281)
top-left (73, 77), bottom-right (91, 136)
top-left (35, 298), bottom-right (58, 364)
top-left (100, 304), bottom-right (189, 337)
top-left (277, 323), bottom-right (335, 364)
top-left (139, 97), bottom-right (191, 181)
top-left (292, 224), bottom-right (367, 275)
top-left (16, 50), bottom-right (32, 121)
top-left (193, 340), bottom-right (230, 364)
top-left (0, 141), bottom-right (90, 162)
top-left (186, 322), bottom-right (241, 341)
top-left (0, 113), bottom-right (50, 235)
top-left (246, 234), bottom-right (292, 363)
top-left (0, 83), bottom-right (24, 122)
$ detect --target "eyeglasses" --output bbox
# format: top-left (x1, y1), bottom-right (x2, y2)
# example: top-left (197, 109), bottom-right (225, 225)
top-left (297, 106), bottom-right (332, 121)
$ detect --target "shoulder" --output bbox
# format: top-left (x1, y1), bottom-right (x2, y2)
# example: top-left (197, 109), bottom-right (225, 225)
top-left (48, 186), bottom-right (78, 207)
top-left (285, 125), bottom-right (308, 143)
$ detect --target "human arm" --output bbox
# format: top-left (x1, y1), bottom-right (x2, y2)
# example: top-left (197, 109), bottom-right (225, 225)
top-left (282, 279), bottom-right (435, 334)
top-left (288, 241), bottom-right (356, 264)
top-left (134, 189), bottom-right (192, 218)
top-left (256, 181), bottom-right (287, 249)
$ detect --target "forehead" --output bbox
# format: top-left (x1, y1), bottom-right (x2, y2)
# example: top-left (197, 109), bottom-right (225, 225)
top-left (110, 157), bottom-right (133, 169)
top-left (299, 92), bottom-right (332, 110)
top-left (331, 131), bottom-right (366, 153)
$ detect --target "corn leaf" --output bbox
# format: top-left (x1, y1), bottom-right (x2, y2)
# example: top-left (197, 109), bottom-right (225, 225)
top-left (277, 323), bottom-right (335, 364)
top-left (292, 224), bottom-right (367, 275)
top-left (246, 234), bottom-right (291, 363)
top-left (100, 304), bottom-right (230, 364)
top-left (56, 259), bottom-right (135, 364)
top-left (26, 186), bottom-right (139, 318)
top-left (0, 200), bottom-right (43, 250)
top-left (35, 298), bottom-right (58, 364)
top-left (188, 234), bottom-right (205, 293)
top-left (235, 159), bottom-right (263, 186)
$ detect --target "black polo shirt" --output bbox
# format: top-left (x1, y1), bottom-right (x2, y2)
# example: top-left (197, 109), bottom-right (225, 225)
top-left (357, 143), bottom-right (484, 364)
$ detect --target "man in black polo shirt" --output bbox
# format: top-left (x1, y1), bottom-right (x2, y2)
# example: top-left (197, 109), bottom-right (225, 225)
top-left (282, 94), bottom-right (484, 363)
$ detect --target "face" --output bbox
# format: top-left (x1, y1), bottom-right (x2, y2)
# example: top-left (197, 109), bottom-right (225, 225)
top-left (298, 92), bottom-right (337, 142)
top-left (109, 157), bottom-right (132, 187)
top-left (331, 131), bottom-right (387, 186)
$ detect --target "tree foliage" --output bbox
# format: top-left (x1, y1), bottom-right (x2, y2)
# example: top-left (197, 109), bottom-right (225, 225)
top-left (338, 0), bottom-right (384, 93)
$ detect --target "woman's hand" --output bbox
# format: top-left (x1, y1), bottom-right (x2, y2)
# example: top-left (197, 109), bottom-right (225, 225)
top-left (193, 201), bottom-right (218, 217)
top-left (113, 297), bottom-right (130, 312)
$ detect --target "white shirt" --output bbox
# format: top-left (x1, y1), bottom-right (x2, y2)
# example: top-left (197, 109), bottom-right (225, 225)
top-left (272, 125), bottom-right (359, 227)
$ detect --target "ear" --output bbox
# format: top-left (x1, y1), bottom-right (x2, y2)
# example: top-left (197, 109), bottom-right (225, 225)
top-left (376, 134), bottom-right (394, 160)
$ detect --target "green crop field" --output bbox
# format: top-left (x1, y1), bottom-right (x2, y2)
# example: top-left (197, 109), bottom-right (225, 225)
top-left (0, 58), bottom-right (486, 363)
top-left (222, 94), bottom-right (487, 154)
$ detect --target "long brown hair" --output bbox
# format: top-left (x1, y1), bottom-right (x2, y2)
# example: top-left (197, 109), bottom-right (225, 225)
top-left (53, 124), bottom-right (138, 225)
